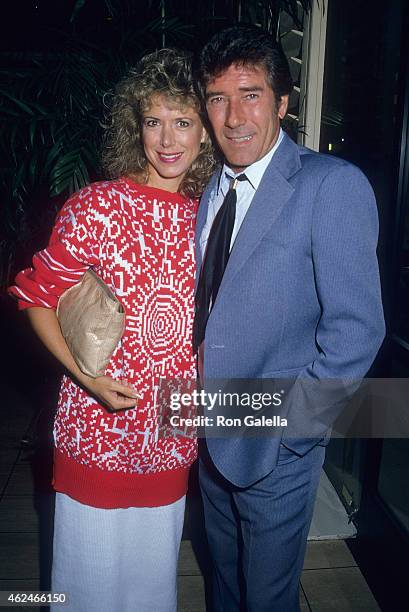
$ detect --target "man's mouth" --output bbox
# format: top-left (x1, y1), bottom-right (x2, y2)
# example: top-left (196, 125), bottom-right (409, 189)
top-left (226, 135), bottom-right (254, 144)
top-left (157, 152), bottom-right (184, 163)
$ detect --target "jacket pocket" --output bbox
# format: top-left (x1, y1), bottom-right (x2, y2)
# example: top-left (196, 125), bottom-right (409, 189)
top-left (261, 364), bottom-right (309, 378)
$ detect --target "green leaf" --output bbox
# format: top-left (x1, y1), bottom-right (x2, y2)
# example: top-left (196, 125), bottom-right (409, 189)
top-left (11, 162), bottom-right (28, 198)
top-left (29, 119), bottom-right (36, 147)
top-left (44, 137), bottom-right (65, 175)
top-left (49, 147), bottom-right (91, 196)
top-left (0, 91), bottom-right (35, 116)
top-left (70, 0), bottom-right (87, 23)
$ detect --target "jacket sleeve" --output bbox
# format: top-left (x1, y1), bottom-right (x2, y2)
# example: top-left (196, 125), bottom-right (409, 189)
top-left (8, 187), bottom-right (102, 310)
top-left (281, 162), bottom-right (385, 446)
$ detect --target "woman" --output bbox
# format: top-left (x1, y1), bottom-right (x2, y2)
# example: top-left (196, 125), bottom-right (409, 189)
top-left (9, 49), bottom-right (214, 612)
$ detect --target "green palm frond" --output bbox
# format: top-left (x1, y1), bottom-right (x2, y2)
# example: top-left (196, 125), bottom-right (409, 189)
top-left (49, 148), bottom-right (91, 196)
top-left (70, 0), bottom-right (88, 23)
top-left (45, 129), bottom-right (98, 196)
top-left (147, 16), bottom-right (195, 37)
top-left (321, 109), bottom-right (344, 127)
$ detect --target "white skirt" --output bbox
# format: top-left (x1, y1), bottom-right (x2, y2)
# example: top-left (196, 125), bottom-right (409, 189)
top-left (51, 492), bottom-right (186, 612)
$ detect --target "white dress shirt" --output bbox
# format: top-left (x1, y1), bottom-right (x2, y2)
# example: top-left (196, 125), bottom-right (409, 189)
top-left (199, 128), bottom-right (284, 259)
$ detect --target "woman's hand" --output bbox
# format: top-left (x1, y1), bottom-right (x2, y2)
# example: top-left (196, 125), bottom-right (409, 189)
top-left (85, 376), bottom-right (140, 411)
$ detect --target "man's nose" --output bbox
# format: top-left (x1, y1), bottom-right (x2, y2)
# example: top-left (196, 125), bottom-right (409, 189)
top-left (160, 124), bottom-right (176, 147)
top-left (225, 99), bottom-right (245, 129)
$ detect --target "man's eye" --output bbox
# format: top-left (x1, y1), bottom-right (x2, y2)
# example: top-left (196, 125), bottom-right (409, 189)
top-left (245, 93), bottom-right (259, 100)
top-left (209, 97), bottom-right (224, 105)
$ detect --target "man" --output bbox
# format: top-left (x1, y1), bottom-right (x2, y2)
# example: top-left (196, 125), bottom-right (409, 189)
top-left (193, 25), bottom-right (385, 611)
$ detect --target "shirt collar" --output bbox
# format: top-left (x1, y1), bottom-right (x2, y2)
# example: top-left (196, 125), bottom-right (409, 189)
top-left (217, 128), bottom-right (285, 195)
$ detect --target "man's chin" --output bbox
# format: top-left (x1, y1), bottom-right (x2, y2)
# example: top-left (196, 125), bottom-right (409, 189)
top-left (224, 150), bottom-right (259, 172)
top-left (225, 159), bottom-right (253, 172)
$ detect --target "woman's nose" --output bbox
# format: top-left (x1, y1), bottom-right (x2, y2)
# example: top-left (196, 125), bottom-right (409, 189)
top-left (160, 124), bottom-right (176, 148)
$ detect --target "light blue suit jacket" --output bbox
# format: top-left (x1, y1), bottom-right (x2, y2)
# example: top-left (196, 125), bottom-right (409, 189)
top-left (196, 133), bottom-right (385, 487)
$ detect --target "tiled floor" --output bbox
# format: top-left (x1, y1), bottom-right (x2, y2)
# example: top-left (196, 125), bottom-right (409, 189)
top-left (0, 385), bottom-right (382, 611)
top-left (177, 540), bottom-right (381, 612)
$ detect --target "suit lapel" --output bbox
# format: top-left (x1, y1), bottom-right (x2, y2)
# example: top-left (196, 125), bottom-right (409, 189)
top-left (195, 171), bottom-right (219, 279)
top-left (217, 134), bottom-right (302, 294)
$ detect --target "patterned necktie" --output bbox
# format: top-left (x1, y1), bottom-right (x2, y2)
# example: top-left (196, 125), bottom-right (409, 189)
top-left (193, 174), bottom-right (247, 354)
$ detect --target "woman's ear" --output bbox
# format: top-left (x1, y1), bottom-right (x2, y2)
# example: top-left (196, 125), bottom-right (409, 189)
top-left (201, 126), bottom-right (209, 145)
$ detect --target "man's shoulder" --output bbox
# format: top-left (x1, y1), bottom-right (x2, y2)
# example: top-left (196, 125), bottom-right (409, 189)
top-left (298, 144), bottom-right (351, 171)
top-left (294, 143), bottom-right (370, 188)
top-left (297, 145), bottom-right (362, 173)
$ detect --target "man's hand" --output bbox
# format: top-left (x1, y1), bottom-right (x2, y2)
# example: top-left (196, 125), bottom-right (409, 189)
top-left (85, 376), bottom-right (141, 411)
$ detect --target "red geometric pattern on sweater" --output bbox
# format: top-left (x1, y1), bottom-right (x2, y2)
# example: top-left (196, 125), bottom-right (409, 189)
top-left (10, 178), bottom-right (197, 474)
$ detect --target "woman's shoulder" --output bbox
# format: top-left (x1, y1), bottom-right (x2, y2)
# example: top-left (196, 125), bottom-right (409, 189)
top-left (66, 177), bottom-right (175, 205)
top-left (65, 178), bottom-right (126, 204)
top-left (59, 178), bottom-right (197, 219)
top-left (55, 178), bottom-right (131, 220)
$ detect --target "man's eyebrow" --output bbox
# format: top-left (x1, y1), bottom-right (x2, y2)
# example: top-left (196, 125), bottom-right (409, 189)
top-left (205, 90), bottom-right (224, 99)
top-left (205, 85), bottom-right (264, 99)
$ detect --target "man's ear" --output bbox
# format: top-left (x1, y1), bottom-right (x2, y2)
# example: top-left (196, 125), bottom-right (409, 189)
top-left (278, 94), bottom-right (289, 120)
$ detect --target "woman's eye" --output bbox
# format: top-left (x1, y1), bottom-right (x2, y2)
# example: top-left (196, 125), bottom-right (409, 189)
top-left (144, 119), bottom-right (159, 127)
top-left (177, 120), bottom-right (191, 128)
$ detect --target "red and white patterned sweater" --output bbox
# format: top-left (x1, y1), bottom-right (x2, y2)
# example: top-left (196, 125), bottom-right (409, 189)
top-left (9, 177), bottom-right (198, 508)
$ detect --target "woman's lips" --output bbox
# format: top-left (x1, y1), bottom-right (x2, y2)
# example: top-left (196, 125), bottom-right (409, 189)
top-left (157, 152), bottom-right (184, 163)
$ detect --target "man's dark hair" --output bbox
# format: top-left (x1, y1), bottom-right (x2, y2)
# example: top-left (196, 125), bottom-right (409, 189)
top-left (197, 25), bottom-right (293, 106)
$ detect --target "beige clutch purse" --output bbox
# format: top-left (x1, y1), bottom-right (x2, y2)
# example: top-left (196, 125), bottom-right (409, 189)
top-left (56, 269), bottom-right (125, 378)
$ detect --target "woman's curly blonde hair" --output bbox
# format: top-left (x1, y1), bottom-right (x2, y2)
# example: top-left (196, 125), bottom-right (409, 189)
top-left (101, 48), bottom-right (215, 199)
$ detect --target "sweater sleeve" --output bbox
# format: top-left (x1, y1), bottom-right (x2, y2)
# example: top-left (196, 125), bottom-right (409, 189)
top-left (8, 186), bottom-right (102, 310)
